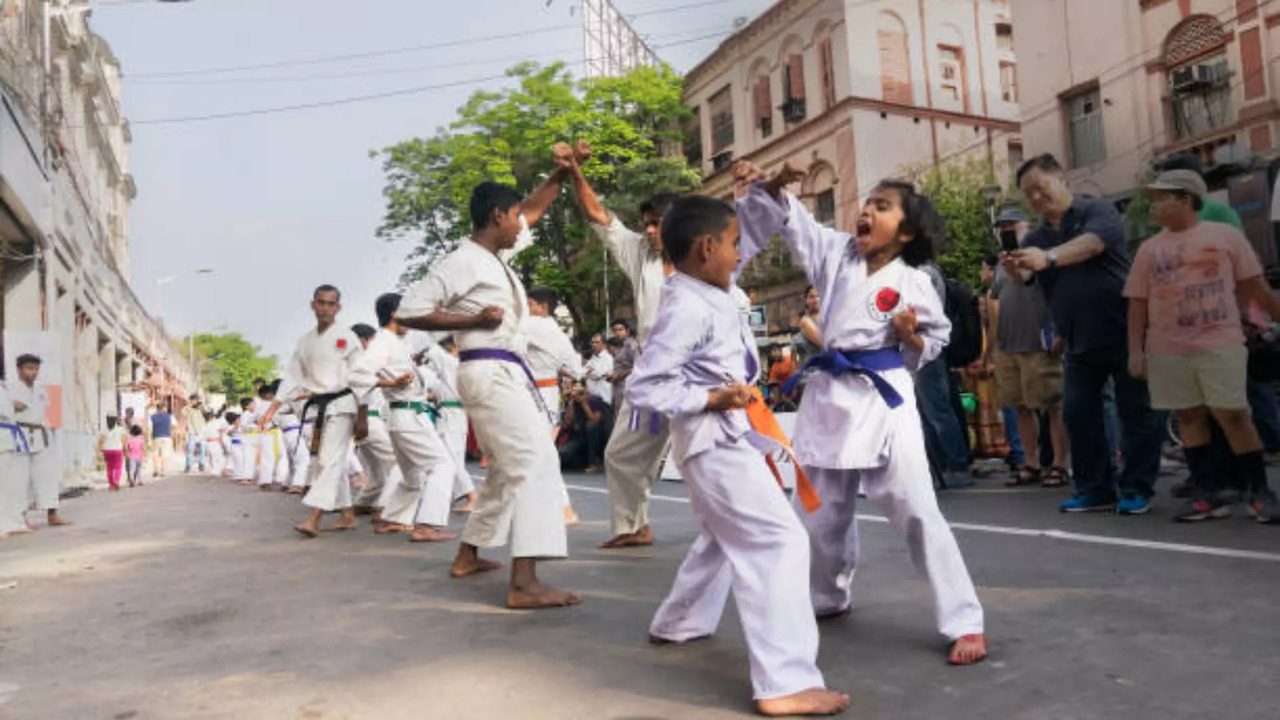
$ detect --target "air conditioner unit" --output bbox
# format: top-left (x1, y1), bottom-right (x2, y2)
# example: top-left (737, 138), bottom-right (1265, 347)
top-left (1170, 64), bottom-right (1219, 93)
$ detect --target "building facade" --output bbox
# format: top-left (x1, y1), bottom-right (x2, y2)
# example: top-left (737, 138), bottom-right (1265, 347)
top-left (0, 0), bottom-right (191, 483)
top-left (682, 0), bottom-right (1021, 330)
top-left (1014, 0), bottom-right (1280, 270)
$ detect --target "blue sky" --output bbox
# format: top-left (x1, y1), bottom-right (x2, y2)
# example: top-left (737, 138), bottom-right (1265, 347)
top-left (92, 0), bottom-right (773, 360)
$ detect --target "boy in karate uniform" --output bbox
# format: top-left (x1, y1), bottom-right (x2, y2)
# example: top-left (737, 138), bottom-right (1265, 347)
top-left (237, 397), bottom-right (259, 486)
top-left (349, 293), bottom-right (457, 543)
top-left (225, 410), bottom-right (244, 480)
top-left (202, 411), bottom-right (227, 476)
top-left (11, 355), bottom-right (69, 528)
top-left (255, 382), bottom-right (285, 491)
top-left (396, 177), bottom-right (579, 609)
top-left (734, 161), bottom-right (987, 665)
top-left (259, 285), bottom-right (362, 537)
top-left (419, 337), bottom-right (476, 513)
top-left (349, 323), bottom-right (401, 517)
top-left (627, 196), bottom-right (848, 717)
top-left (0, 375), bottom-right (34, 538)
top-left (524, 286), bottom-right (585, 526)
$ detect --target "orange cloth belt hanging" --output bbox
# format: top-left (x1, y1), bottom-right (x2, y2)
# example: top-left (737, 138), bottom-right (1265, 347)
top-left (744, 387), bottom-right (821, 513)
top-left (535, 378), bottom-right (559, 389)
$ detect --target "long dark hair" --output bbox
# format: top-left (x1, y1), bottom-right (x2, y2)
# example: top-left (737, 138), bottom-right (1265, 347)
top-left (873, 179), bottom-right (943, 268)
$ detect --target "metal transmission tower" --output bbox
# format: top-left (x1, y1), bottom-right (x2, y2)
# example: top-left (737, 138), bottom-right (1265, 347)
top-left (582, 0), bottom-right (659, 79)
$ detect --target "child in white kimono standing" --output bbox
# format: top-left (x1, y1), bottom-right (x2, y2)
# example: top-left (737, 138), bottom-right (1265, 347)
top-left (237, 397), bottom-right (259, 486)
top-left (524, 286), bottom-right (585, 526)
top-left (420, 337), bottom-right (476, 513)
top-left (734, 161), bottom-right (987, 665)
top-left (349, 322), bottom-right (401, 518)
top-left (627, 196), bottom-right (848, 717)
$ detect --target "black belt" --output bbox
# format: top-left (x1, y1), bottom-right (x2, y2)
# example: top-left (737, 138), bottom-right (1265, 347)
top-left (298, 389), bottom-right (353, 456)
top-left (18, 423), bottom-right (48, 448)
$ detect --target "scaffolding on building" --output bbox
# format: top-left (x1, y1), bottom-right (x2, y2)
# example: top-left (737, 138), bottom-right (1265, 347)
top-left (582, 0), bottom-right (659, 79)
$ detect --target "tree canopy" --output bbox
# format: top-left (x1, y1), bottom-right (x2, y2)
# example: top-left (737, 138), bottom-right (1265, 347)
top-left (185, 333), bottom-right (277, 401)
top-left (909, 155), bottom-right (1004, 290)
top-left (373, 61), bottom-right (699, 335)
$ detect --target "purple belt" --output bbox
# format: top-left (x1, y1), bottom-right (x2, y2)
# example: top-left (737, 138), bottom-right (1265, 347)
top-left (628, 408), bottom-right (662, 435)
top-left (458, 348), bottom-right (550, 418)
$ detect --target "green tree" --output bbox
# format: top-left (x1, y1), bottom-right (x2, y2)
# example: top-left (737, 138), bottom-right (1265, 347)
top-left (372, 62), bottom-right (699, 334)
top-left (185, 333), bottom-right (278, 400)
top-left (908, 155), bottom-right (1003, 290)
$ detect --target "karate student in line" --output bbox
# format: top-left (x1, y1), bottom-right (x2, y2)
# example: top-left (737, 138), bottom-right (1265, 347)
top-left (258, 285), bottom-right (363, 538)
top-left (11, 355), bottom-right (70, 528)
top-left (255, 381), bottom-right (286, 491)
top-left (555, 140), bottom-right (674, 550)
top-left (236, 396), bottom-right (260, 486)
top-left (626, 195), bottom-right (849, 717)
top-left (0, 373), bottom-right (34, 539)
top-left (734, 160), bottom-right (988, 666)
top-left (201, 411), bottom-right (227, 477)
top-left (525, 286), bottom-right (586, 526)
top-left (225, 410), bottom-right (244, 480)
top-left (349, 322), bottom-right (401, 520)
top-left (349, 292), bottom-right (458, 544)
top-left (396, 176), bottom-right (580, 609)
top-left (266, 380), bottom-right (298, 490)
top-left (419, 336), bottom-right (477, 514)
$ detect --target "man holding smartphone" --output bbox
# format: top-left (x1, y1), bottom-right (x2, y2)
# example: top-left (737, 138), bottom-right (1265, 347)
top-left (989, 207), bottom-right (1070, 489)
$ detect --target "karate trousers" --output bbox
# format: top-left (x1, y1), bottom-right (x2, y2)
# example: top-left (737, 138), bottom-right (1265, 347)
top-left (378, 409), bottom-right (456, 528)
top-left (353, 416), bottom-right (397, 509)
top-left (604, 395), bottom-right (671, 535)
top-left (800, 412), bottom-right (984, 640)
top-left (650, 436), bottom-right (824, 700)
top-left (256, 430), bottom-right (283, 487)
top-left (436, 407), bottom-right (474, 499)
top-left (302, 414), bottom-right (356, 512)
top-left (18, 448), bottom-right (59, 511)
top-left (457, 359), bottom-right (566, 558)
top-left (287, 424), bottom-right (315, 490)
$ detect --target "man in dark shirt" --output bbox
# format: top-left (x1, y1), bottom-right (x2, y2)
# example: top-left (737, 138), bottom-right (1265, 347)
top-left (149, 403), bottom-right (175, 478)
top-left (559, 381), bottom-right (610, 473)
top-left (1006, 153), bottom-right (1163, 515)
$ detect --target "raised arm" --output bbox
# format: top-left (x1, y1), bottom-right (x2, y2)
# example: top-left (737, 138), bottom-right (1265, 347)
top-left (556, 141), bottom-right (610, 226)
top-left (734, 162), bottom-right (845, 287)
top-left (520, 167), bottom-right (569, 227)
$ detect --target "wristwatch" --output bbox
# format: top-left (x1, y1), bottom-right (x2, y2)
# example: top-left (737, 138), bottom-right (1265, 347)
top-left (1046, 250), bottom-right (1059, 269)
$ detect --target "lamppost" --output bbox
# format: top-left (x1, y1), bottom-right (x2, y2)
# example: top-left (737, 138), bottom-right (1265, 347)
top-left (981, 183), bottom-right (1002, 242)
top-left (154, 267), bottom-right (214, 390)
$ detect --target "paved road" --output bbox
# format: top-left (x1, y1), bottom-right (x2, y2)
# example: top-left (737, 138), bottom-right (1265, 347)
top-left (1, 467), bottom-right (1277, 720)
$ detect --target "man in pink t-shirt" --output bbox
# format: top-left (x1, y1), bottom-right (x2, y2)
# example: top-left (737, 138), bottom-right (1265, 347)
top-left (1124, 169), bottom-right (1280, 523)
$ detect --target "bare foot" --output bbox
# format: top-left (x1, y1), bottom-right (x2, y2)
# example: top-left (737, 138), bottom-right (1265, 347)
top-left (649, 633), bottom-right (712, 646)
top-left (756, 689), bottom-right (850, 717)
top-left (600, 525), bottom-right (654, 549)
top-left (564, 505), bottom-right (580, 527)
top-left (450, 556), bottom-right (503, 578)
top-left (506, 582), bottom-right (582, 609)
top-left (409, 526), bottom-right (457, 543)
top-left (948, 634), bottom-right (988, 665)
top-left (374, 523), bottom-right (413, 534)
top-left (321, 520), bottom-right (357, 532)
top-left (293, 524), bottom-right (318, 538)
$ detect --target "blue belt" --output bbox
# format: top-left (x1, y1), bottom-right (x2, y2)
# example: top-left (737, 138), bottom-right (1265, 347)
top-left (231, 438), bottom-right (243, 446)
top-left (782, 347), bottom-right (905, 408)
top-left (1, 422), bottom-right (29, 452)
top-left (282, 425), bottom-right (301, 433)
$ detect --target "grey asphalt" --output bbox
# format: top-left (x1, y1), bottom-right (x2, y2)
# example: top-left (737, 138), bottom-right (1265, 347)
top-left (1, 466), bottom-right (1277, 720)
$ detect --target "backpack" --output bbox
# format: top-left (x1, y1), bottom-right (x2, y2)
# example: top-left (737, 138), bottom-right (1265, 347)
top-left (942, 278), bottom-right (982, 368)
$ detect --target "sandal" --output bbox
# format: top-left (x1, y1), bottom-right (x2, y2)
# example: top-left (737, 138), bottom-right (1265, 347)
top-left (1006, 465), bottom-right (1041, 487)
top-left (1042, 466), bottom-right (1069, 488)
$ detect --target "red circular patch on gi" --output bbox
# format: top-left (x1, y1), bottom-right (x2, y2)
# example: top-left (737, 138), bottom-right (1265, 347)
top-left (875, 288), bottom-right (901, 313)
top-left (336, 338), bottom-right (347, 349)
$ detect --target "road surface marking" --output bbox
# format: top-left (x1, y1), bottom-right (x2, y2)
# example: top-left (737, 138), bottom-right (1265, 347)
top-left (560, 483), bottom-right (1280, 563)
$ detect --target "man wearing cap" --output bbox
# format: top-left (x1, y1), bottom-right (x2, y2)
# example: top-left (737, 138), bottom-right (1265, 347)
top-left (1125, 169), bottom-right (1280, 523)
top-left (989, 206), bottom-right (1069, 488)
top-left (11, 354), bottom-right (70, 528)
top-left (1008, 153), bottom-right (1164, 515)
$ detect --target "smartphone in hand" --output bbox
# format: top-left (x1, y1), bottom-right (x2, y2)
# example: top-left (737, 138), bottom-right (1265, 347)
top-left (999, 228), bottom-right (1019, 253)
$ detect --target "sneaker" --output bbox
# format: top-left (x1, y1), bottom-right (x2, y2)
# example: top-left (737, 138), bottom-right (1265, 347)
top-left (1247, 490), bottom-right (1280, 524)
top-left (1170, 481), bottom-right (1194, 499)
top-left (1059, 493), bottom-right (1116, 513)
top-left (1173, 498), bottom-right (1230, 523)
top-left (1116, 495), bottom-right (1152, 515)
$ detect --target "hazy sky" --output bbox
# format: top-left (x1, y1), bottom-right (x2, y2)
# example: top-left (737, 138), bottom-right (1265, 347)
top-left (92, 0), bottom-right (773, 361)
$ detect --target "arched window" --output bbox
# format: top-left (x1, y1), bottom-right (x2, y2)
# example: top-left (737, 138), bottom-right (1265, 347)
top-left (1164, 15), bottom-right (1231, 140)
top-left (779, 36), bottom-right (807, 124)
top-left (878, 11), bottom-right (912, 105)
top-left (934, 23), bottom-right (967, 112)
top-left (814, 20), bottom-right (838, 112)
top-left (749, 58), bottom-right (773, 140)
top-left (805, 162), bottom-right (838, 228)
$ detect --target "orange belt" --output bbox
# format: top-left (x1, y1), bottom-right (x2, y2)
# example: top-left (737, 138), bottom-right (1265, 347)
top-left (744, 387), bottom-right (821, 513)
top-left (535, 378), bottom-right (559, 389)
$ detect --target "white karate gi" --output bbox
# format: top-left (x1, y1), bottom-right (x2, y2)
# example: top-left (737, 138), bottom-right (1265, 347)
top-left (227, 421), bottom-right (246, 480)
top-left (10, 379), bottom-right (58, 511)
top-left (0, 382), bottom-right (30, 535)
top-left (419, 346), bottom-right (474, 500)
top-left (584, 349), bottom-right (614, 406)
top-left (202, 418), bottom-right (227, 476)
top-left (397, 217), bottom-right (566, 559)
top-left (255, 406), bottom-right (282, 488)
top-left (349, 328), bottom-right (456, 529)
top-left (627, 272), bottom-right (824, 700)
top-left (350, 390), bottom-right (399, 508)
top-left (524, 315), bottom-right (584, 425)
top-left (279, 325), bottom-right (361, 512)
top-left (737, 184), bottom-right (984, 640)
top-left (272, 406), bottom-right (299, 482)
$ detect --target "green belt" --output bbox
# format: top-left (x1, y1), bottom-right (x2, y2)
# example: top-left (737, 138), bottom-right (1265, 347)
top-left (367, 410), bottom-right (381, 418)
top-left (389, 401), bottom-right (429, 413)
top-left (439, 401), bottom-right (463, 409)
